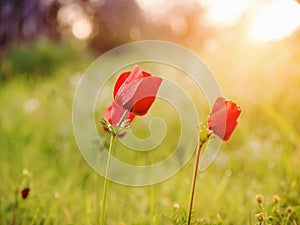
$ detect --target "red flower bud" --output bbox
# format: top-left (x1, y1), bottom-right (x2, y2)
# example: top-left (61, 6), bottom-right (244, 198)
top-left (114, 65), bottom-right (162, 116)
top-left (208, 97), bottom-right (241, 141)
top-left (21, 188), bottom-right (30, 199)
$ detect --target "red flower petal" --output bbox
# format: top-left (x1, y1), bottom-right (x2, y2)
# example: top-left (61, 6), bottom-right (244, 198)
top-left (103, 102), bottom-right (135, 137)
top-left (113, 71), bottom-right (130, 98)
top-left (113, 66), bottom-right (151, 98)
top-left (129, 76), bottom-right (162, 115)
top-left (208, 97), bottom-right (241, 141)
top-left (113, 65), bottom-right (162, 116)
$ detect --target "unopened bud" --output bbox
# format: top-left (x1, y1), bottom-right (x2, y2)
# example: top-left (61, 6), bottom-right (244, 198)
top-left (255, 194), bottom-right (263, 204)
top-left (286, 206), bottom-right (293, 214)
top-left (267, 216), bottom-right (274, 222)
top-left (199, 123), bottom-right (209, 144)
top-left (272, 195), bottom-right (280, 204)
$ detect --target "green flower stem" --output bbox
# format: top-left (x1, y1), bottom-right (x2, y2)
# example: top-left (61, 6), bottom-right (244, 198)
top-left (187, 140), bottom-right (206, 225)
top-left (10, 188), bottom-right (19, 225)
top-left (100, 133), bottom-right (116, 225)
top-left (99, 109), bottom-right (128, 225)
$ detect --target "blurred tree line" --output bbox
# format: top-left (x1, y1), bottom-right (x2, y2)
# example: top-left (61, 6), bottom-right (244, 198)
top-left (0, 0), bottom-right (210, 56)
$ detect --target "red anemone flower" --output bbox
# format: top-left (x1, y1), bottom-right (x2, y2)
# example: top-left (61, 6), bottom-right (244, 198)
top-left (103, 101), bottom-right (135, 137)
top-left (114, 65), bottom-right (162, 116)
top-left (21, 187), bottom-right (30, 199)
top-left (208, 97), bottom-right (241, 141)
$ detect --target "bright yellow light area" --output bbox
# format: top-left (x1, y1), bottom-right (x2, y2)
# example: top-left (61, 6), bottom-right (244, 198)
top-left (249, 0), bottom-right (300, 42)
top-left (72, 18), bottom-right (92, 40)
top-left (200, 0), bottom-right (250, 26)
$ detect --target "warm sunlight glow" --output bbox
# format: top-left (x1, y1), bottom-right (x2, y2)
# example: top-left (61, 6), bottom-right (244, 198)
top-left (249, 0), bottom-right (300, 42)
top-left (57, 3), bottom-right (93, 40)
top-left (72, 18), bottom-right (92, 40)
top-left (169, 13), bottom-right (188, 36)
top-left (200, 0), bottom-right (250, 26)
top-left (137, 0), bottom-right (174, 19)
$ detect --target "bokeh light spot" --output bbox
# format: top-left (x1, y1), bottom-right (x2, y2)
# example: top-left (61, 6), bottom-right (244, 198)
top-left (129, 27), bottom-right (141, 40)
top-left (57, 3), bottom-right (83, 26)
top-left (72, 18), bottom-right (92, 40)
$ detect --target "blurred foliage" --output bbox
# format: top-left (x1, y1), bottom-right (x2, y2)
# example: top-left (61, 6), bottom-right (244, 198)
top-left (253, 194), bottom-right (300, 225)
top-left (0, 0), bottom-right (59, 54)
top-left (0, 0), bottom-right (210, 56)
top-left (0, 39), bottom-right (92, 81)
top-left (168, 206), bottom-right (224, 225)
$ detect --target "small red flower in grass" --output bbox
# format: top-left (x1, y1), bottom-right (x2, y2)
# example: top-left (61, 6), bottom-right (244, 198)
top-left (114, 65), bottom-right (163, 116)
top-left (21, 188), bottom-right (30, 199)
top-left (208, 97), bottom-right (241, 141)
top-left (103, 101), bottom-right (135, 137)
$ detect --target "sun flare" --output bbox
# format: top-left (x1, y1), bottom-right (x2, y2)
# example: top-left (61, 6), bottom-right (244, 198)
top-left (249, 0), bottom-right (300, 42)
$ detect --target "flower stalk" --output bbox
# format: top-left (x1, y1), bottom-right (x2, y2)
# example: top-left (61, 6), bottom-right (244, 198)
top-left (187, 97), bottom-right (241, 225)
top-left (187, 138), bottom-right (207, 225)
top-left (100, 133), bottom-right (116, 225)
top-left (99, 65), bottom-right (162, 224)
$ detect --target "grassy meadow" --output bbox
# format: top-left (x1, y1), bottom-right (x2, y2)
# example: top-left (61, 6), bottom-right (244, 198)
top-left (1, 39), bottom-right (300, 225)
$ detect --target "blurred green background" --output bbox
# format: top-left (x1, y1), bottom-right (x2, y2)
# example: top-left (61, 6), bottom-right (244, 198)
top-left (1, 0), bottom-right (300, 224)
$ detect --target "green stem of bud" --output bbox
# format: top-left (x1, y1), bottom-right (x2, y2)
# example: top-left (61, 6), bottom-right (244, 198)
top-left (100, 134), bottom-right (116, 225)
top-left (187, 137), bottom-right (208, 225)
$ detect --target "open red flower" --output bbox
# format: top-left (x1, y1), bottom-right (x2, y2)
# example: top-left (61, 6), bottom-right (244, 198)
top-left (208, 97), bottom-right (241, 141)
top-left (103, 101), bottom-right (135, 137)
top-left (114, 65), bottom-right (162, 116)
